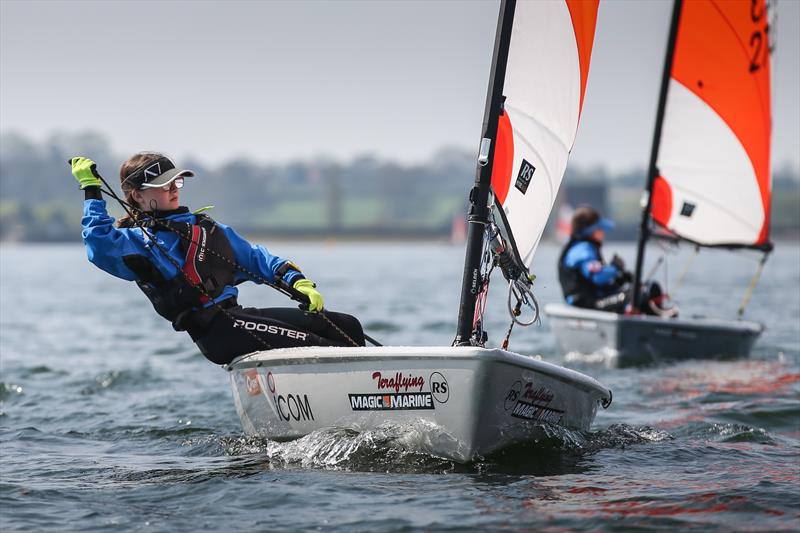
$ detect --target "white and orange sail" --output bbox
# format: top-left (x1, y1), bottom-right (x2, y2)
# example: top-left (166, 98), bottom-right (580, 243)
top-left (651, 0), bottom-right (773, 249)
top-left (456, 0), bottom-right (600, 342)
top-left (490, 0), bottom-right (599, 268)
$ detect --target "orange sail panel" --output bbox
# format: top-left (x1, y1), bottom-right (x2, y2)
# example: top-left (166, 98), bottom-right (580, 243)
top-left (565, 0), bottom-right (599, 116)
top-left (492, 110), bottom-right (515, 206)
top-left (490, 0), bottom-right (599, 267)
top-left (654, 0), bottom-right (772, 247)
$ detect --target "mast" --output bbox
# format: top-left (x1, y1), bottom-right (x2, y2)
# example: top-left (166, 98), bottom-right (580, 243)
top-left (454, 0), bottom-right (516, 346)
top-left (631, 0), bottom-right (683, 312)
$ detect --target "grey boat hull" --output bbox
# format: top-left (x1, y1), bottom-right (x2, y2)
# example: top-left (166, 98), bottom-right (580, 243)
top-left (226, 346), bottom-right (611, 463)
top-left (544, 303), bottom-right (763, 367)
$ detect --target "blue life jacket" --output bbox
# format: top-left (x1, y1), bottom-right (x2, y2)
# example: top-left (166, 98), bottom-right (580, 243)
top-left (558, 237), bottom-right (624, 307)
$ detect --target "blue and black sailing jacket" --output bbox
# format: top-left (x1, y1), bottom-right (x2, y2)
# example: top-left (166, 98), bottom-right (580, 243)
top-left (558, 238), bottom-right (624, 307)
top-left (82, 199), bottom-right (303, 327)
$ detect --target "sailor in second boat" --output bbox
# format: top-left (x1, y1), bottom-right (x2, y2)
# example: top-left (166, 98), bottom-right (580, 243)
top-left (71, 153), bottom-right (365, 365)
top-left (558, 206), bottom-right (676, 316)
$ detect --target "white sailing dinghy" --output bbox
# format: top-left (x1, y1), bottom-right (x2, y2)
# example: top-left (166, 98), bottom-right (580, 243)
top-left (546, 0), bottom-right (774, 366)
top-left (226, 0), bottom-right (611, 463)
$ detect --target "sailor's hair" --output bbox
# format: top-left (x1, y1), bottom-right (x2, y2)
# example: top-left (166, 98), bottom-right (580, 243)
top-left (571, 206), bottom-right (601, 234)
top-left (116, 152), bottom-right (167, 228)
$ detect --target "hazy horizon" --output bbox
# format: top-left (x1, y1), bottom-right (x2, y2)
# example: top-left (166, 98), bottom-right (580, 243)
top-left (2, 0), bottom-right (798, 173)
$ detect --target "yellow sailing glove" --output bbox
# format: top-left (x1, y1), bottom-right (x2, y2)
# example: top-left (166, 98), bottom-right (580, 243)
top-left (293, 279), bottom-right (324, 312)
top-left (69, 157), bottom-right (103, 189)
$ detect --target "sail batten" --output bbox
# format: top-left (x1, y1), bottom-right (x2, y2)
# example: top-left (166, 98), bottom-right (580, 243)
top-left (652, 0), bottom-right (773, 249)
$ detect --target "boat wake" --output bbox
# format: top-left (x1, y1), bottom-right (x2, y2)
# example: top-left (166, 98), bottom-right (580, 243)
top-left (211, 421), bottom-right (671, 475)
top-left (564, 347), bottom-right (620, 367)
top-left (218, 421), bottom-right (458, 473)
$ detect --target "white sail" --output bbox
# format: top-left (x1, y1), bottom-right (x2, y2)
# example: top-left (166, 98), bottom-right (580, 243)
top-left (490, 0), bottom-right (598, 267)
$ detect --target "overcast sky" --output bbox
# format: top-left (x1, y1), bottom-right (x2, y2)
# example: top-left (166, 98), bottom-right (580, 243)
top-left (1, 0), bottom-right (798, 173)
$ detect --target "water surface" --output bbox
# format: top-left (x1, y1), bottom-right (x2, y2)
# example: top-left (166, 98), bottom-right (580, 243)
top-left (1, 242), bottom-right (798, 531)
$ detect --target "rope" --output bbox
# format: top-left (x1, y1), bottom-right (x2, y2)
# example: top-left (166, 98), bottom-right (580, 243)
top-left (644, 255), bottom-right (664, 283)
top-left (319, 311), bottom-right (362, 347)
top-left (738, 252), bottom-right (769, 318)
top-left (671, 245), bottom-right (698, 299)
top-left (456, 226), bottom-right (495, 348)
top-left (467, 221), bottom-right (541, 350)
top-left (501, 302), bottom-right (519, 350)
top-left (507, 279), bottom-right (540, 327)
top-left (95, 181), bottom-right (364, 349)
top-left (154, 216), bottom-right (361, 347)
top-left (97, 183), bottom-right (276, 352)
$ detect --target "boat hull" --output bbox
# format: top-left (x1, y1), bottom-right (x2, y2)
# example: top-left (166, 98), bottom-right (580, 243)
top-left (544, 303), bottom-right (763, 367)
top-left (226, 346), bottom-right (611, 463)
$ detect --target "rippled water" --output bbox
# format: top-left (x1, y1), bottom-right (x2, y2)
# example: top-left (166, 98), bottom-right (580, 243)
top-left (1, 242), bottom-right (798, 531)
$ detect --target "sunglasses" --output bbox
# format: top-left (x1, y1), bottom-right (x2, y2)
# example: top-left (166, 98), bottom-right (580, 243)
top-left (142, 177), bottom-right (184, 192)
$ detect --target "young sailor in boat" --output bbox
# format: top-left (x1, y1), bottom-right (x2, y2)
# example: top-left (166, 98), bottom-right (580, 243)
top-left (71, 153), bottom-right (365, 365)
top-left (558, 206), bottom-right (676, 316)
top-left (558, 206), bottom-right (631, 312)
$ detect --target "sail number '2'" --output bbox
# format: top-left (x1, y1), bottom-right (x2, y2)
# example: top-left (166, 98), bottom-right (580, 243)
top-left (749, 0), bottom-right (774, 73)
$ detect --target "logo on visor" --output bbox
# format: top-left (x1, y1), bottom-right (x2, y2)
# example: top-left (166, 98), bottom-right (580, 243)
top-left (143, 162), bottom-right (161, 180)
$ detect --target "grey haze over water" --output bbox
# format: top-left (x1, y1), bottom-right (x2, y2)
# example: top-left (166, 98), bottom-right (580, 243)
top-left (1, 0), bottom-right (798, 173)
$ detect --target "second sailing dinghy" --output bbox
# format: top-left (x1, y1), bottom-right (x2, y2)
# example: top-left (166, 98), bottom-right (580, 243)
top-left (546, 0), bottom-right (774, 366)
top-left (226, 0), bottom-right (611, 463)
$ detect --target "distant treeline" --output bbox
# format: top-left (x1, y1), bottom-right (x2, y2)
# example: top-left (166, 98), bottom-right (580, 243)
top-left (1, 131), bottom-right (798, 242)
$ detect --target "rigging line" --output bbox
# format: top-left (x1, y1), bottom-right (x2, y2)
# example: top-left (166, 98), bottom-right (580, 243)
top-left (318, 311), bottom-right (362, 348)
top-left (501, 312), bottom-right (516, 351)
top-left (153, 213), bottom-right (362, 347)
top-left (148, 219), bottom-right (366, 346)
top-left (671, 245), bottom-right (699, 299)
top-left (153, 214), bottom-right (361, 346)
top-left (466, 228), bottom-right (495, 346)
top-left (648, 228), bottom-right (772, 252)
top-left (507, 279), bottom-right (539, 327)
top-left (645, 255), bottom-right (664, 283)
top-left (363, 333), bottom-right (382, 347)
top-left (97, 183), bottom-right (363, 348)
top-left (91, 179), bottom-right (275, 352)
top-left (473, 259), bottom-right (492, 331)
top-left (97, 186), bottom-right (282, 290)
top-left (736, 247), bottom-right (773, 263)
top-left (492, 197), bottom-right (529, 277)
top-left (737, 252), bottom-right (769, 318)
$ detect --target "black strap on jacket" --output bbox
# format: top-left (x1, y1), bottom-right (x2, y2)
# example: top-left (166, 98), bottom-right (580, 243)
top-left (558, 237), bottom-right (602, 309)
top-left (123, 213), bottom-right (238, 331)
